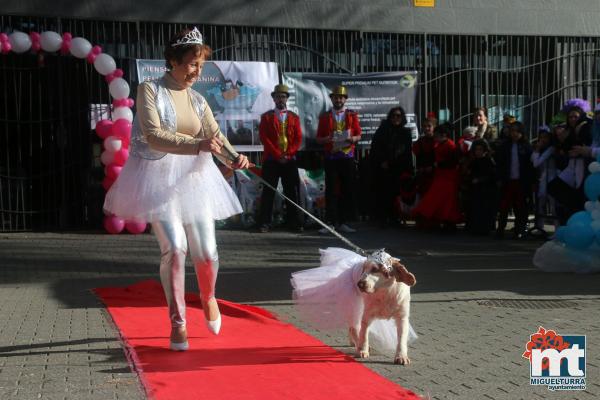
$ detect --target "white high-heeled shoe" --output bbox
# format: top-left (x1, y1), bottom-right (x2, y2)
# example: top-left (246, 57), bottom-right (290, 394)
top-left (170, 340), bottom-right (189, 351)
top-left (205, 314), bottom-right (221, 335)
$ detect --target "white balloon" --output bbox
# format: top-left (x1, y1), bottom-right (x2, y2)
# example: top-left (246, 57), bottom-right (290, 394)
top-left (585, 201), bottom-right (594, 212)
top-left (70, 37), bottom-right (92, 58)
top-left (9, 32), bottom-right (32, 53)
top-left (93, 53), bottom-right (116, 76)
top-left (111, 107), bottom-right (133, 122)
top-left (40, 31), bottom-right (62, 52)
top-left (592, 209), bottom-right (600, 221)
top-left (592, 220), bottom-right (600, 230)
top-left (588, 162), bottom-right (600, 174)
top-left (109, 78), bottom-right (130, 100)
top-left (103, 136), bottom-right (122, 153)
top-left (100, 150), bottom-right (115, 166)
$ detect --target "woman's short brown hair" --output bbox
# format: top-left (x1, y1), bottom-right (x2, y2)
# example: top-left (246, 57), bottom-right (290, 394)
top-left (164, 29), bottom-right (212, 69)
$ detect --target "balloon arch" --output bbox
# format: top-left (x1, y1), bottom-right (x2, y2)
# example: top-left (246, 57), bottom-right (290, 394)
top-left (0, 30), bottom-right (145, 234)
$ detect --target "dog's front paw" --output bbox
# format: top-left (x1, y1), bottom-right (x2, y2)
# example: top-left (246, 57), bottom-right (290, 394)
top-left (357, 349), bottom-right (370, 358)
top-left (394, 355), bottom-right (410, 365)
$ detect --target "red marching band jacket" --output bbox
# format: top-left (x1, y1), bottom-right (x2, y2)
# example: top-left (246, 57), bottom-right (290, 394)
top-left (259, 110), bottom-right (303, 161)
top-left (316, 109), bottom-right (362, 155)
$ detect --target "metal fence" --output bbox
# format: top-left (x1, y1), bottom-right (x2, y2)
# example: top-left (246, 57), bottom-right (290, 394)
top-left (2, 14), bottom-right (600, 231)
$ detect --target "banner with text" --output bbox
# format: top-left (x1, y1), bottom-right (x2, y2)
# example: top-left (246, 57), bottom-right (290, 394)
top-left (136, 60), bottom-right (279, 151)
top-left (282, 71), bottom-right (418, 149)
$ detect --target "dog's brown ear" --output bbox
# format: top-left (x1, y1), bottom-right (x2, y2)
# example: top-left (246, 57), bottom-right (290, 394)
top-left (392, 260), bottom-right (416, 286)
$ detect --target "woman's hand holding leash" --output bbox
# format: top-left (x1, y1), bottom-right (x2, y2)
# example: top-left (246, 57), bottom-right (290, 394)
top-left (232, 154), bottom-right (252, 170)
top-left (199, 137), bottom-right (223, 153)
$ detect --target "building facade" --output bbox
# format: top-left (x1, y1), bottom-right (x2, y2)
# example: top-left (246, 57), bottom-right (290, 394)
top-left (2, 2), bottom-right (600, 230)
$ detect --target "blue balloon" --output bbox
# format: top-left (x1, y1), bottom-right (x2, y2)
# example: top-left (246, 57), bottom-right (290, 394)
top-left (567, 210), bottom-right (593, 227)
top-left (563, 224), bottom-right (595, 249)
top-left (554, 226), bottom-right (567, 243)
top-left (584, 173), bottom-right (600, 201)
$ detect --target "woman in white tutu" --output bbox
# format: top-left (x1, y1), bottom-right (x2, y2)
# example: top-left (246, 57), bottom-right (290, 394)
top-left (291, 247), bottom-right (417, 358)
top-left (104, 28), bottom-right (250, 351)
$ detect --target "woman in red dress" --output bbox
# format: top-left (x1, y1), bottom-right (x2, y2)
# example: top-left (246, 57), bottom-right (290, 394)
top-left (412, 123), bottom-right (463, 230)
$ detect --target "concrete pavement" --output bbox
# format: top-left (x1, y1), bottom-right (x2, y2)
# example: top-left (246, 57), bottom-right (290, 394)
top-left (0, 224), bottom-right (598, 399)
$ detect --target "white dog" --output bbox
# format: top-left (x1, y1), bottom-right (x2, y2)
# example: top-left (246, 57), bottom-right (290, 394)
top-left (349, 252), bottom-right (416, 365)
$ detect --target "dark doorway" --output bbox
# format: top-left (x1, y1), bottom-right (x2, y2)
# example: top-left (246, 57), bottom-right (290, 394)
top-left (0, 53), bottom-right (101, 231)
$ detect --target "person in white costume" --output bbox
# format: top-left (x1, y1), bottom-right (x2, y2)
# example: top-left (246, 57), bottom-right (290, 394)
top-left (104, 28), bottom-right (250, 351)
top-left (291, 247), bottom-right (417, 360)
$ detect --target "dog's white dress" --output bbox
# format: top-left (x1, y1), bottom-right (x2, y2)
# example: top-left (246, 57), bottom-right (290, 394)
top-left (291, 247), bottom-right (417, 355)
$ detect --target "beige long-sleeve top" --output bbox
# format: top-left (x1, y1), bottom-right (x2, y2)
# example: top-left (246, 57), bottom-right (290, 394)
top-left (136, 72), bottom-right (238, 163)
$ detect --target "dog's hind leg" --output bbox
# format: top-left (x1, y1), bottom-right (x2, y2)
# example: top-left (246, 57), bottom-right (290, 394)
top-left (348, 325), bottom-right (359, 348)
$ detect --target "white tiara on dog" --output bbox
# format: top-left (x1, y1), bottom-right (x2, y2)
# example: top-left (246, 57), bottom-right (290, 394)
top-left (172, 27), bottom-right (204, 46)
top-left (367, 249), bottom-right (393, 271)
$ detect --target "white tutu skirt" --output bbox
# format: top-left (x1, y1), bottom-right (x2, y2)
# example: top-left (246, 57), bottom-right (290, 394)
top-left (533, 241), bottom-right (600, 274)
top-left (103, 152), bottom-right (242, 223)
top-left (291, 247), bottom-right (417, 356)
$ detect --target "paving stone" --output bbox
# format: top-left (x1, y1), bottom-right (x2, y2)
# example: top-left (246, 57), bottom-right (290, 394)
top-left (1, 227), bottom-right (598, 399)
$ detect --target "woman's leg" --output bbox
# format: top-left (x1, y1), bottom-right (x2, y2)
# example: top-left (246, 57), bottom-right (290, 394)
top-left (152, 220), bottom-right (189, 345)
top-left (185, 215), bottom-right (220, 321)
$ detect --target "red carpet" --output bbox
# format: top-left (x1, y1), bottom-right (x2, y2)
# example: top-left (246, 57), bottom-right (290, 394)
top-left (94, 280), bottom-right (421, 400)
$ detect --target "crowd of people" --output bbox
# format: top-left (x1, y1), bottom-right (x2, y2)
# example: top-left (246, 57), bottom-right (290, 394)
top-left (255, 85), bottom-right (600, 239)
top-left (374, 104), bottom-right (600, 238)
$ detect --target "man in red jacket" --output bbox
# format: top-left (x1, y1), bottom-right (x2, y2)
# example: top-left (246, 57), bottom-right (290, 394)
top-left (257, 84), bottom-right (303, 233)
top-left (316, 85), bottom-right (362, 233)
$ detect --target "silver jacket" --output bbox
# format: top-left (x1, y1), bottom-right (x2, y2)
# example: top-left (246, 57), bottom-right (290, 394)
top-left (129, 77), bottom-right (207, 160)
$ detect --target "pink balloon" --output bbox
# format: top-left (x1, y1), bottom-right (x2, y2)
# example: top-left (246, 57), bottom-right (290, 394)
top-left (86, 52), bottom-right (97, 63)
top-left (112, 98), bottom-right (135, 108)
top-left (113, 148), bottom-right (129, 166)
top-left (1, 41), bottom-right (11, 54)
top-left (105, 72), bottom-right (115, 83)
top-left (120, 133), bottom-right (130, 149)
top-left (30, 32), bottom-right (41, 53)
top-left (60, 35), bottom-right (71, 55)
top-left (91, 45), bottom-right (102, 55)
top-left (103, 215), bottom-right (125, 234)
top-left (105, 164), bottom-right (122, 180)
top-left (95, 119), bottom-right (114, 139)
top-left (112, 118), bottom-right (132, 140)
top-left (101, 176), bottom-right (115, 191)
top-left (125, 219), bottom-right (147, 234)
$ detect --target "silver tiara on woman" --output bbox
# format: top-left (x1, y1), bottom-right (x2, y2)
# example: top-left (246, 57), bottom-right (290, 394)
top-left (172, 27), bottom-right (204, 46)
top-left (367, 249), bottom-right (394, 271)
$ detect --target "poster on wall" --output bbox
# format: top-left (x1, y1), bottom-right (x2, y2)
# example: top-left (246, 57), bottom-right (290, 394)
top-left (136, 60), bottom-right (279, 151)
top-left (282, 71), bottom-right (418, 149)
